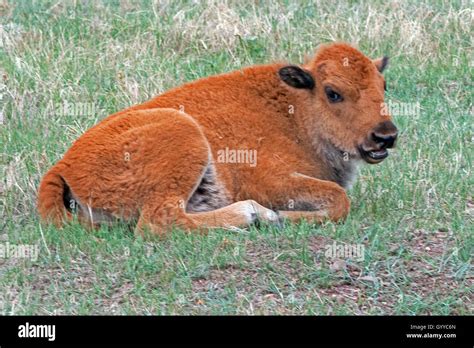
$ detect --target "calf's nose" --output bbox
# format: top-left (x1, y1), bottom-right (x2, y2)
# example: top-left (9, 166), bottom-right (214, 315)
top-left (371, 121), bottom-right (398, 149)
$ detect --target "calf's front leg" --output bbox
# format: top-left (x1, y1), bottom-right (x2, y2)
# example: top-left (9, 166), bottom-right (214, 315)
top-left (263, 172), bottom-right (351, 224)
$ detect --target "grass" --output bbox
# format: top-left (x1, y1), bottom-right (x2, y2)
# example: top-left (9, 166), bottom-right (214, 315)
top-left (0, 0), bottom-right (472, 314)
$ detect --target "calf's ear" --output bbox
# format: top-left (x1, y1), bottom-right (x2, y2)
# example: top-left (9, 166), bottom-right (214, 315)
top-left (373, 56), bottom-right (389, 73)
top-left (278, 65), bottom-right (315, 89)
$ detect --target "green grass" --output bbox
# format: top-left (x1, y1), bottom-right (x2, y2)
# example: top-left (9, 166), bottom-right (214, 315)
top-left (0, 0), bottom-right (472, 314)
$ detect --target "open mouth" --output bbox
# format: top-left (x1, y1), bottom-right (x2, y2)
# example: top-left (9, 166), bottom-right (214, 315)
top-left (359, 147), bottom-right (389, 164)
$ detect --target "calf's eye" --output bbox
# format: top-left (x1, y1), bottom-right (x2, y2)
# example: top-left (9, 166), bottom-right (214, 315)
top-left (325, 87), bottom-right (343, 103)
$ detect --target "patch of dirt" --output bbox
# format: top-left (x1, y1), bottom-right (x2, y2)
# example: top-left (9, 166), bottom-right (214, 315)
top-left (190, 230), bottom-right (472, 314)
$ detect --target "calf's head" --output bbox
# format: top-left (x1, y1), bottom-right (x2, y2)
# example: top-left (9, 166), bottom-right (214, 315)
top-left (279, 43), bottom-right (398, 164)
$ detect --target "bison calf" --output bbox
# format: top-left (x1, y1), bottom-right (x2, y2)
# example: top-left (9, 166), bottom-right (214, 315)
top-left (38, 43), bottom-right (398, 236)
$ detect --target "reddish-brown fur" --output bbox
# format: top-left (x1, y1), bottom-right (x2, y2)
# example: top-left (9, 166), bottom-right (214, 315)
top-left (38, 43), bottom-right (398, 236)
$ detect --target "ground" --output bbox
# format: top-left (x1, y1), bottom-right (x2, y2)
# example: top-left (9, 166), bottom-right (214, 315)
top-left (0, 0), bottom-right (472, 314)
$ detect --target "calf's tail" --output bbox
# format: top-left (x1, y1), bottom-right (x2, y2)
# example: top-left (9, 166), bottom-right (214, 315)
top-left (37, 167), bottom-right (70, 227)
